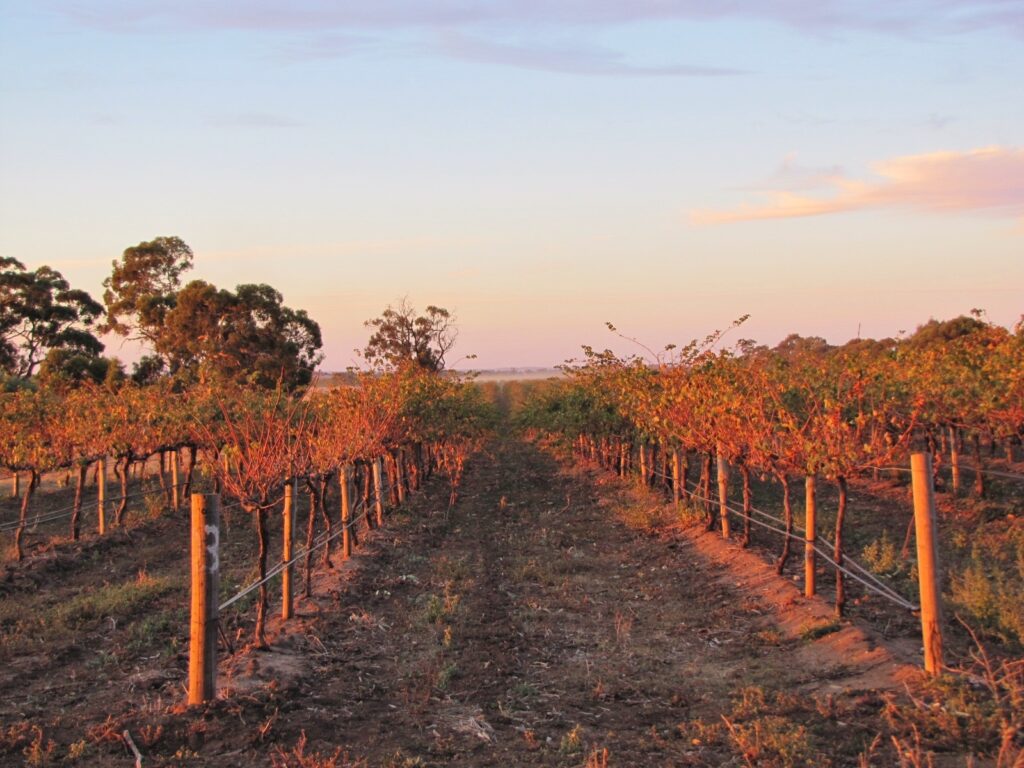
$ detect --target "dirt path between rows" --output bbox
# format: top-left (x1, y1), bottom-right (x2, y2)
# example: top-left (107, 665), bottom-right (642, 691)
top-left (140, 436), bottom-right (926, 768)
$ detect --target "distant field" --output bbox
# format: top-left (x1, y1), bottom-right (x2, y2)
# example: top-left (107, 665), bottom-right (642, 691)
top-left (463, 367), bottom-right (564, 383)
top-left (315, 368), bottom-right (564, 387)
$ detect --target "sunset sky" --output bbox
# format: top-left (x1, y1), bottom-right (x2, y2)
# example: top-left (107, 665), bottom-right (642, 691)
top-left (1, 1), bottom-right (1021, 370)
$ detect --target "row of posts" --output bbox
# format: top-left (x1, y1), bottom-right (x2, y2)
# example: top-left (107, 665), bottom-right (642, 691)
top-left (188, 455), bottom-right (396, 706)
top-left (9, 450), bottom-right (185, 535)
top-left (708, 448), bottom-right (942, 675)
top-left (612, 440), bottom-right (944, 676)
top-left (707, 448), bottom-right (942, 675)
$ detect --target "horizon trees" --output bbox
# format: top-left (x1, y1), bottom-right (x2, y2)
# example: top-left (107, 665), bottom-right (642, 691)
top-left (363, 299), bottom-right (458, 372)
top-left (1, 257), bottom-right (105, 382)
top-left (102, 237), bottom-right (322, 390)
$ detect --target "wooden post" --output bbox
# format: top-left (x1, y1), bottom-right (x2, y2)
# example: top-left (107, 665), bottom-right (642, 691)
top-left (395, 450), bottom-right (407, 504)
top-left (282, 480), bottom-right (294, 620)
top-left (340, 466), bottom-right (352, 559)
top-left (910, 452), bottom-right (944, 675)
top-left (948, 425), bottom-right (961, 496)
top-left (97, 458), bottom-right (107, 535)
top-left (717, 446), bottom-right (730, 539)
top-left (372, 458), bottom-right (385, 527)
top-left (672, 449), bottom-right (682, 506)
top-left (804, 474), bottom-right (816, 598)
top-left (189, 493), bottom-right (220, 705)
top-left (10, 472), bottom-right (19, 499)
top-left (171, 450), bottom-right (181, 512)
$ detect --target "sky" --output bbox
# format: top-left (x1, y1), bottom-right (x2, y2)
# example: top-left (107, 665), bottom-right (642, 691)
top-left (1, 1), bottom-right (1022, 370)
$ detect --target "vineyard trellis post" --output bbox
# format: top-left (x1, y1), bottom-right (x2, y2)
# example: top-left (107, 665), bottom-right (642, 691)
top-left (97, 458), bottom-right (106, 535)
top-left (804, 475), bottom-right (816, 597)
top-left (672, 449), bottom-right (682, 506)
top-left (171, 449), bottom-right (181, 512)
top-left (10, 472), bottom-right (18, 499)
top-left (340, 465), bottom-right (352, 559)
top-left (948, 426), bottom-right (961, 496)
top-left (282, 479), bottom-right (294, 620)
top-left (716, 445), bottom-right (730, 539)
top-left (189, 493), bottom-right (220, 705)
top-left (372, 457), bottom-right (385, 527)
top-left (910, 452), bottom-right (944, 675)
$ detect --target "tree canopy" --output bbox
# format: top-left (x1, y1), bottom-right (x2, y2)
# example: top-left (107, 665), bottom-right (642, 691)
top-left (100, 236), bottom-right (194, 346)
top-left (363, 299), bottom-right (457, 372)
top-left (0, 257), bottom-right (105, 380)
top-left (101, 237), bottom-right (323, 390)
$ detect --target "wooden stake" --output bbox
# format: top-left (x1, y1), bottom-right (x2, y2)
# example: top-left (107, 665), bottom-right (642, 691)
top-left (911, 452), bottom-right (944, 675)
top-left (395, 450), bottom-right (407, 504)
top-left (372, 458), bottom-right (385, 527)
top-left (949, 425), bottom-right (961, 496)
top-left (171, 450), bottom-right (180, 511)
top-left (804, 474), bottom-right (816, 598)
top-left (671, 449), bottom-right (682, 506)
top-left (282, 480), bottom-right (294, 620)
top-left (10, 472), bottom-right (18, 499)
top-left (188, 493), bottom-right (220, 705)
top-left (717, 446), bottom-right (730, 539)
top-left (340, 466), bottom-right (352, 559)
top-left (97, 458), bottom-right (107, 535)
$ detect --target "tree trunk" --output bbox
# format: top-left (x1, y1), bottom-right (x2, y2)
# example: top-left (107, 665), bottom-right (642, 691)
top-left (361, 463), bottom-right (373, 531)
top-left (158, 450), bottom-right (170, 506)
top-left (741, 462), bottom-right (752, 548)
top-left (71, 463), bottom-right (87, 541)
top-left (303, 485), bottom-right (317, 597)
top-left (949, 425), bottom-right (961, 496)
top-left (13, 471), bottom-right (38, 561)
top-left (701, 453), bottom-right (714, 531)
top-left (115, 456), bottom-right (130, 526)
top-left (254, 505), bottom-right (268, 648)
top-left (777, 475), bottom-right (792, 574)
top-left (834, 476), bottom-right (848, 617)
top-left (183, 445), bottom-right (197, 500)
top-left (317, 475), bottom-right (333, 568)
top-left (671, 449), bottom-right (682, 506)
top-left (972, 433), bottom-right (986, 498)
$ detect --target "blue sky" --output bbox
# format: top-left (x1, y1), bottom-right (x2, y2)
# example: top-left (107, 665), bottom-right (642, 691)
top-left (1, 1), bottom-right (1022, 369)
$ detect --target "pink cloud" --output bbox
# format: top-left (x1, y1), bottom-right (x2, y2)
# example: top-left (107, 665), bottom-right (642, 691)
top-left (692, 147), bottom-right (1024, 225)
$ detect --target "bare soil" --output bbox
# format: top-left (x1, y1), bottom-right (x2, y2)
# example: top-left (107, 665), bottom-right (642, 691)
top-left (1, 438), bottom-right (972, 766)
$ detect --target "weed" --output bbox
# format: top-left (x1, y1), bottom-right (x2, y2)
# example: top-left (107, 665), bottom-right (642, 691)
top-left (754, 628), bottom-right (784, 646)
top-left (22, 726), bottom-right (55, 768)
top-left (721, 714), bottom-right (813, 767)
top-left (435, 662), bottom-right (458, 691)
top-left (882, 627), bottom-right (1024, 764)
top-left (422, 583), bottom-right (460, 624)
top-left (66, 739), bottom-right (89, 760)
top-left (381, 750), bottom-right (426, 768)
top-left (560, 724), bottom-right (584, 755)
top-left (144, 493), bottom-right (167, 520)
top-left (583, 747), bottom-right (610, 768)
top-left (731, 685), bottom-right (768, 718)
top-left (861, 530), bottom-right (907, 578)
top-left (949, 530), bottom-right (1024, 647)
top-left (139, 724), bottom-right (164, 748)
top-left (53, 571), bottom-right (175, 629)
top-left (798, 618), bottom-right (841, 642)
top-left (270, 732), bottom-right (362, 768)
top-left (613, 610), bottom-right (633, 644)
top-left (678, 718), bottom-right (723, 747)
